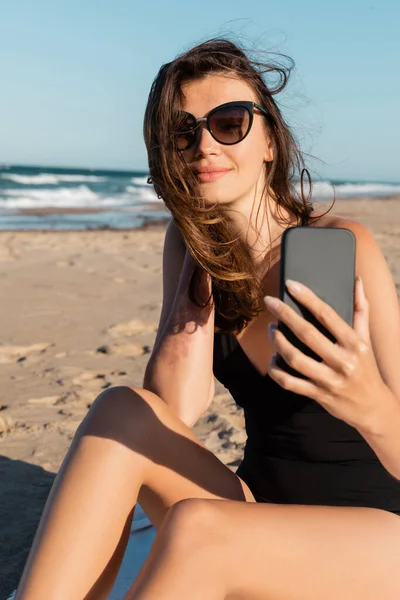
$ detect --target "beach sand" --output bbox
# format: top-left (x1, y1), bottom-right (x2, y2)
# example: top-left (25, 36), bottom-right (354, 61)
top-left (0, 197), bottom-right (399, 596)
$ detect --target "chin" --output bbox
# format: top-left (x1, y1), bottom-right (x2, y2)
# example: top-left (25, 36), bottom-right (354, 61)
top-left (200, 185), bottom-right (234, 205)
top-left (202, 195), bottom-right (232, 206)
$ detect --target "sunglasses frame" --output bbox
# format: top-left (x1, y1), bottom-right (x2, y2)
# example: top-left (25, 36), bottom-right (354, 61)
top-left (174, 100), bottom-right (269, 151)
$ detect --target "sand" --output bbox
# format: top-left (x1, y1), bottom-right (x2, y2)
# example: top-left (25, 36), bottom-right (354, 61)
top-left (0, 197), bottom-right (399, 597)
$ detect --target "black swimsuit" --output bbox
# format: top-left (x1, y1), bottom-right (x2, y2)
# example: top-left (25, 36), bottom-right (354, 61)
top-left (212, 214), bottom-right (400, 515)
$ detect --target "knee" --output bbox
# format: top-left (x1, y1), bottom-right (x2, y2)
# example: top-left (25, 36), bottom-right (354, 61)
top-left (77, 385), bottom-right (161, 440)
top-left (161, 498), bottom-right (226, 555)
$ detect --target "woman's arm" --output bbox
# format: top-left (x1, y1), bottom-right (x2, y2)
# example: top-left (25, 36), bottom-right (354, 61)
top-left (266, 217), bottom-right (400, 480)
top-left (143, 219), bottom-right (215, 428)
top-left (346, 220), bottom-right (400, 479)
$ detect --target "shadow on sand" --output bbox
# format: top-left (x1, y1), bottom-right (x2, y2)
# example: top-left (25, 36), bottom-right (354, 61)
top-left (0, 456), bottom-right (55, 599)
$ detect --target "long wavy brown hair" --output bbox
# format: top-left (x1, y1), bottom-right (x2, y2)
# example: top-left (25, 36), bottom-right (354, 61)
top-left (143, 37), bottom-right (331, 334)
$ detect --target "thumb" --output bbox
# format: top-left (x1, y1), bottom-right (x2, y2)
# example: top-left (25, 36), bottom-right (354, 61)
top-left (353, 275), bottom-right (370, 343)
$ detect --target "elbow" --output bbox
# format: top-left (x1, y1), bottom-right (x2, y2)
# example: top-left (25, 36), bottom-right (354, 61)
top-left (143, 360), bottom-right (215, 428)
top-left (208, 377), bottom-right (215, 406)
top-left (184, 378), bottom-right (215, 428)
top-left (142, 360), bottom-right (154, 392)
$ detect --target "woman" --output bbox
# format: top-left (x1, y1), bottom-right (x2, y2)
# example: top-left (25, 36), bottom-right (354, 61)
top-left (16, 38), bottom-right (400, 599)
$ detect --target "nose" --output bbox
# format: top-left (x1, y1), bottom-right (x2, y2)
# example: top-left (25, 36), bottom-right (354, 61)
top-left (192, 122), bottom-right (221, 157)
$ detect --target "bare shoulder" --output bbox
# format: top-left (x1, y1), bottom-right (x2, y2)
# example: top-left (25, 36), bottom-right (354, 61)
top-left (163, 218), bottom-right (187, 267)
top-left (309, 211), bottom-right (400, 398)
top-left (309, 211), bottom-right (393, 291)
top-left (308, 210), bottom-right (365, 233)
top-left (308, 211), bottom-right (377, 259)
top-left (165, 217), bottom-right (186, 248)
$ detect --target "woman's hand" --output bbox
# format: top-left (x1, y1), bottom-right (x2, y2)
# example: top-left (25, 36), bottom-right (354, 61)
top-left (264, 277), bottom-right (390, 432)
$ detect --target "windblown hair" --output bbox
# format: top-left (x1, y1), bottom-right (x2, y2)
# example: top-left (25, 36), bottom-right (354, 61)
top-left (143, 37), bottom-right (328, 333)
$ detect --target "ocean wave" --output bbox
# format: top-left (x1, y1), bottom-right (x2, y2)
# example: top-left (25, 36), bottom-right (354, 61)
top-left (1, 174), bottom-right (108, 185)
top-left (126, 186), bottom-right (159, 202)
top-left (0, 185), bottom-right (133, 209)
top-left (307, 181), bottom-right (400, 199)
top-left (334, 183), bottom-right (400, 197)
top-left (130, 176), bottom-right (149, 186)
top-left (1, 172), bottom-right (399, 214)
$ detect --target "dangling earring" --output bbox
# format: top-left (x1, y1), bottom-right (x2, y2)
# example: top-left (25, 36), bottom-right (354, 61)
top-left (147, 175), bottom-right (162, 199)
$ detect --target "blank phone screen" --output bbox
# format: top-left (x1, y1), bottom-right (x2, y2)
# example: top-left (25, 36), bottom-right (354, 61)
top-left (277, 226), bottom-right (356, 378)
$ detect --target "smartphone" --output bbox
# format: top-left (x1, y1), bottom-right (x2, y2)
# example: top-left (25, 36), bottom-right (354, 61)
top-left (277, 226), bottom-right (356, 378)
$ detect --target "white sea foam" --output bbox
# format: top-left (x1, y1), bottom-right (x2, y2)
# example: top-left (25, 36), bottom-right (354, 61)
top-left (137, 187), bottom-right (160, 202)
top-left (296, 181), bottom-right (400, 200)
top-left (334, 183), bottom-right (400, 197)
top-left (126, 186), bottom-right (159, 202)
top-left (1, 174), bottom-right (108, 185)
top-left (0, 186), bottom-right (131, 209)
top-left (130, 176), bottom-right (149, 186)
top-left (1, 174), bottom-right (399, 214)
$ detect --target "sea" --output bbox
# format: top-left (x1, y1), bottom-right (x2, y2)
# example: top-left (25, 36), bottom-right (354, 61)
top-left (1, 164), bottom-right (399, 231)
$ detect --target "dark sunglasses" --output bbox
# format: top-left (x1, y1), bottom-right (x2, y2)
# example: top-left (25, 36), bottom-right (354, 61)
top-left (172, 100), bottom-right (269, 151)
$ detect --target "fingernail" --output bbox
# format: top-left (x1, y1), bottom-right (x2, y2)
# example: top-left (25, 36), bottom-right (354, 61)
top-left (356, 275), bottom-right (364, 292)
top-left (268, 323), bottom-right (277, 339)
top-left (264, 296), bottom-right (280, 309)
top-left (286, 279), bottom-right (302, 293)
top-left (269, 353), bottom-right (278, 367)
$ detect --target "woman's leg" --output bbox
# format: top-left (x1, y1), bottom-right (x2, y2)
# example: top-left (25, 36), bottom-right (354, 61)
top-left (15, 386), bottom-right (255, 600)
top-left (124, 498), bottom-right (400, 600)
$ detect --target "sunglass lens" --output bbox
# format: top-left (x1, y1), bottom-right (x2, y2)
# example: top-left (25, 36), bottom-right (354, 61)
top-left (209, 105), bottom-right (250, 144)
top-left (173, 112), bottom-right (198, 151)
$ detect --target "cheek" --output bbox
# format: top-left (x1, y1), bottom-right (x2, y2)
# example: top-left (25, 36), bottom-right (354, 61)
top-left (234, 140), bottom-right (268, 180)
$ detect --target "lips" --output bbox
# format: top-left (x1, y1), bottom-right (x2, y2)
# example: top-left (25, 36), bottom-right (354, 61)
top-left (193, 167), bottom-right (231, 182)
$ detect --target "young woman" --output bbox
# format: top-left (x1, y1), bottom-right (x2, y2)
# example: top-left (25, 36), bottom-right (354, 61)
top-left (16, 38), bottom-right (400, 599)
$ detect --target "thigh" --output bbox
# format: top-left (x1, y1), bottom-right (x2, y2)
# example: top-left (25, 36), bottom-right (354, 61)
top-left (200, 500), bottom-right (400, 600)
top-left (120, 387), bottom-right (257, 529)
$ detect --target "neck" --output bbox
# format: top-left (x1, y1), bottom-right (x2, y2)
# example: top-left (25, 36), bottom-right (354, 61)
top-left (224, 189), bottom-right (298, 277)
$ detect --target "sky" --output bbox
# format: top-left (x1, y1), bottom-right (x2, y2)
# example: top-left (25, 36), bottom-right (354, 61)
top-left (1, 0), bottom-right (399, 182)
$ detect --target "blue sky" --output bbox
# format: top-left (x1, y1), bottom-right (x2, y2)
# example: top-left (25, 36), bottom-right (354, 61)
top-left (1, 0), bottom-right (399, 181)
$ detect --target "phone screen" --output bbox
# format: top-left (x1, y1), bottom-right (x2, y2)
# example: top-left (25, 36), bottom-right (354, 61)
top-left (277, 226), bottom-right (356, 378)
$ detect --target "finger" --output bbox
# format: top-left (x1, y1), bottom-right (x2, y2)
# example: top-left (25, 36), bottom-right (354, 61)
top-left (264, 295), bottom-right (345, 370)
top-left (268, 354), bottom-right (321, 399)
top-left (353, 276), bottom-right (370, 343)
top-left (284, 280), bottom-right (359, 349)
top-left (272, 327), bottom-right (335, 388)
